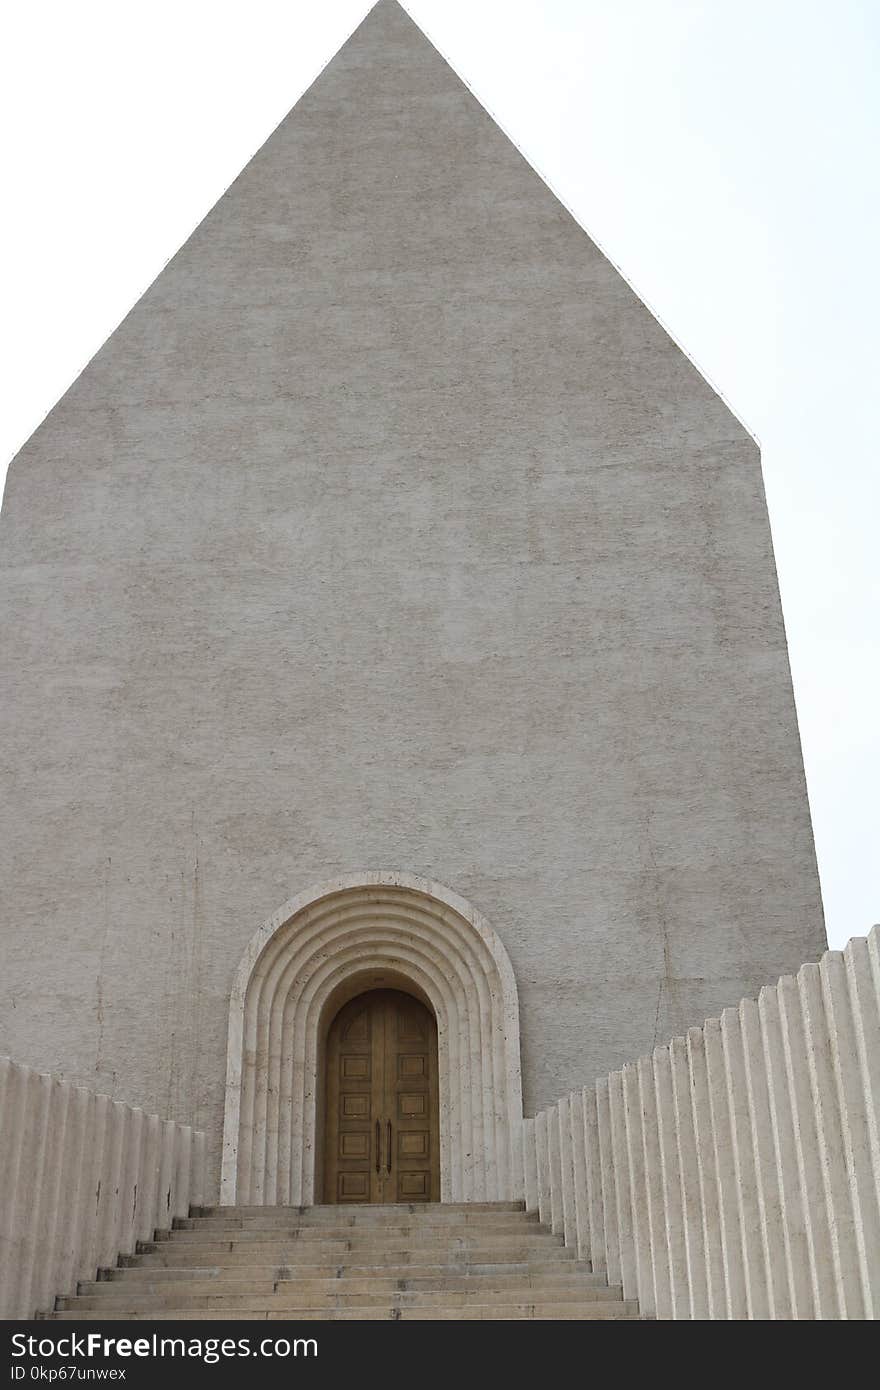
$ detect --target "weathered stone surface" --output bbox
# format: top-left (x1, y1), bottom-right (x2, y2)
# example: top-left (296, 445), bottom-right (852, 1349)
top-left (0, 1056), bottom-right (205, 1319)
top-left (43, 1203), bottom-right (640, 1321)
top-left (0, 0), bottom-right (824, 1196)
top-left (523, 924), bottom-right (880, 1318)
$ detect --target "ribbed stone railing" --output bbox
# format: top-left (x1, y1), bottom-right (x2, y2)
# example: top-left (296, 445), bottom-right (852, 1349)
top-left (522, 925), bottom-right (880, 1318)
top-left (0, 1058), bottom-right (206, 1319)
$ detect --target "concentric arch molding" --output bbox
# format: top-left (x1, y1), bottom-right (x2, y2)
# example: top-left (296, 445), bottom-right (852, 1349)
top-left (220, 872), bottom-right (525, 1205)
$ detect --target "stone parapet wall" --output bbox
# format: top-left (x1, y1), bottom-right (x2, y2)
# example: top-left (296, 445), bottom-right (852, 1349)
top-left (523, 925), bottom-right (880, 1318)
top-left (0, 1058), bottom-right (206, 1319)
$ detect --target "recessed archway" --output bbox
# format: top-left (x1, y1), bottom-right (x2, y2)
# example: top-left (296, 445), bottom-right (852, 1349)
top-left (220, 872), bottom-right (524, 1206)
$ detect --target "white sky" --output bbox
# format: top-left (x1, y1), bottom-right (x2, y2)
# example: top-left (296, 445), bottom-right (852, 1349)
top-left (1, 0), bottom-right (877, 951)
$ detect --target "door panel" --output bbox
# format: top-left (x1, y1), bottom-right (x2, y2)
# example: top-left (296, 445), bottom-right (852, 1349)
top-left (324, 996), bottom-right (381, 1202)
top-left (323, 989), bottom-right (439, 1203)
top-left (388, 994), bottom-right (434, 1202)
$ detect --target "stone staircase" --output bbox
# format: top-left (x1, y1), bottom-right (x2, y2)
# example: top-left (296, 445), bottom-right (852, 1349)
top-left (44, 1202), bottom-right (642, 1320)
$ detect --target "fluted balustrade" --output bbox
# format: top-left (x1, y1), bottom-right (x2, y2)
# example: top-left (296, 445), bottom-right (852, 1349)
top-left (522, 926), bottom-right (880, 1319)
top-left (0, 1058), bottom-right (206, 1319)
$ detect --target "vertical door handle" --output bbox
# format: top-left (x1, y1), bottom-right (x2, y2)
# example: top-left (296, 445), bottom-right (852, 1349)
top-left (376, 1119), bottom-right (381, 1173)
top-left (386, 1120), bottom-right (392, 1174)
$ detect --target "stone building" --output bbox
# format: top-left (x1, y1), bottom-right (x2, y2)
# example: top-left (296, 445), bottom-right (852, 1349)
top-left (0, 0), bottom-right (825, 1212)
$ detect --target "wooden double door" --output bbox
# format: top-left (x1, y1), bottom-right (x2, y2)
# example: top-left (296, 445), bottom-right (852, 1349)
top-left (323, 989), bottom-right (440, 1204)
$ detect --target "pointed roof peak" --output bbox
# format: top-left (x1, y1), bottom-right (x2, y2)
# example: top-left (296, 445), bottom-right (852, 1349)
top-left (7, 0), bottom-right (751, 483)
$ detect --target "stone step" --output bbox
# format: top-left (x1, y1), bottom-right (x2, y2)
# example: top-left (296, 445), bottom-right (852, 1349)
top-left (142, 1231), bottom-right (563, 1249)
top-left (60, 1284), bottom-right (625, 1310)
top-left (181, 1214), bottom-right (535, 1230)
top-left (140, 1239), bottom-right (561, 1262)
top-left (131, 1245), bottom-right (578, 1268)
top-left (139, 1229), bottom-right (567, 1246)
top-left (50, 1301), bottom-right (641, 1321)
top-left (192, 1203), bottom-right (526, 1218)
top-left (171, 1218), bottom-right (546, 1237)
top-left (126, 1259), bottom-right (581, 1280)
top-left (95, 1268), bottom-right (606, 1291)
top-left (150, 1234), bottom-right (557, 1250)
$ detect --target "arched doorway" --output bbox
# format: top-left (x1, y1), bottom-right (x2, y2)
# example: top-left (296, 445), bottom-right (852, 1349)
top-left (221, 872), bottom-right (523, 1206)
top-left (323, 989), bottom-right (440, 1204)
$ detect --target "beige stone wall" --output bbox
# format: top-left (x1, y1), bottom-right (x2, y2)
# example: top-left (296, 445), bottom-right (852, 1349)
top-left (0, 1058), bottom-right (206, 1319)
top-left (0, 0), bottom-right (825, 1190)
top-left (525, 924), bottom-right (880, 1318)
